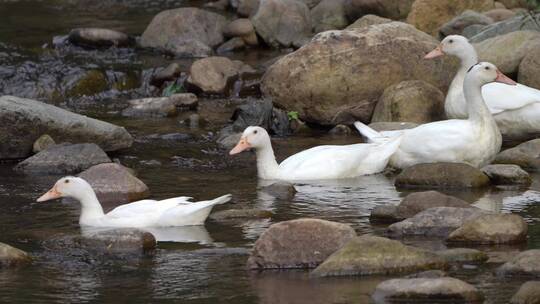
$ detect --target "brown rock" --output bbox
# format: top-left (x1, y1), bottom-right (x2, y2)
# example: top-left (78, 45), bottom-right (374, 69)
top-left (483, 8), bottom-right (516, 21)
top-left (261, 22), bottom-right (458, 125)
top-left (498, 249), bottom-right (540, 277)
top-left (407, 0), bottom-right (495, 36)
top-left (511, 281), bottom-right (540, 304)
top-left (372, 80), bottom-right (445, 124)
top-left (247, 218), bottom-right (356, 269)
top-left (0, 242), bottom-right (32, 267)
top-left (187, 57), bottom-right (256, 94)
top-left (345, 14), bottom-right (392, 31)
top-left (447, 214), bottom-right (528, 244)
top-left (395, 163), bottom-right (491, 189)
top-left (78, 163), bottom-right (150, 204)
top-left (344, 0), bottom-right (415, 21)
top-left (518, 45), bottom-right (540, 90)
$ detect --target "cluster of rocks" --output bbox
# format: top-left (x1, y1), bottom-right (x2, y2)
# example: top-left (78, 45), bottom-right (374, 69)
top-left (246, 216), bottom-right (532, 302)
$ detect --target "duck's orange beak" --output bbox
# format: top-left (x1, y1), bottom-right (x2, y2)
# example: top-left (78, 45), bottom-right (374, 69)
top-left (424, 45), bottom-right (444, 59)
top-left (230, 137), bottom-right (251, 155)
top-left (37, 186), bottom-right (61, 202)
top-left (495, 70), bottom-right (517, 86)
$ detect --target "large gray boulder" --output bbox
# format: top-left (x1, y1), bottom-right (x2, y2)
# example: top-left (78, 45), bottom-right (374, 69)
top-left (15, 143), bottom-right (111, 174)
top-left (372, 277), bottom-right (484, 303)
top-left (481, 164), bottom-right (531, 185)
top-left (247, 218), bottom-right (356, 269)
top-left (311, 235), bottom-right (447, 277)
top-left (310, 0), bottom-right (348, 33)
top-left (140, 8), bottom-right (227, 54)
top-left (469, 13), bottom-right (540, 43)
top-left (439, 10), bottom-right (494, 37)
top-left (0, 95), bottom-right (132, 160)
top-left (251, 0), bottom-right (312, 48)
top-left (387, 207), bottom-right (487, 238)
top-left (261, 22), bottom-right (457, 125)
top-left (475, 30), bottom-right (540, 75)
top-left (78, 163), bottom-right (150, 205)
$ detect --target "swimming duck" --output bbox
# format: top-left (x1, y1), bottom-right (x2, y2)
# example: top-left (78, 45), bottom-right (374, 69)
top-left (229, 126), bottom-right (402, 180)
top-left (425, 35), bottom-right (540, 138)
top-left (37, 177), bottom-right (231, 227)
top-left (355, 62), bottom-right (515, 169)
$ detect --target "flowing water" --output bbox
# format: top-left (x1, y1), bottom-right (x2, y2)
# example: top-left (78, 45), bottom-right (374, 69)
top-left (1, 1), bottom-right (540, 303)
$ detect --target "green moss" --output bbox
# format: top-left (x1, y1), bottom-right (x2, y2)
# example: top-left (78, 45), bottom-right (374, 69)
top-left (67, 70), bottom-right (108, 97)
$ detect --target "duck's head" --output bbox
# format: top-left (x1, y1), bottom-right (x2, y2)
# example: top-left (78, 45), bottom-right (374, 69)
top-left (37, 176), bottom-right (92, 202)
top-left (424, 35), bottom-right (473, 59)
top-left (466, 62), bottom-right (516, 86)
top-left (229, 126), bottom-right (270, 155)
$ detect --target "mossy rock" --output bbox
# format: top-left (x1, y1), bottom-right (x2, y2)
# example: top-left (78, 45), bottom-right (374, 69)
top-left (67, 70), bottom-right (108, 97)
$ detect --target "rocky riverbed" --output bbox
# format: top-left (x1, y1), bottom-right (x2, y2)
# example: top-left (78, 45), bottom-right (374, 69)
top-left (2, 0), bottom-right (540, 303)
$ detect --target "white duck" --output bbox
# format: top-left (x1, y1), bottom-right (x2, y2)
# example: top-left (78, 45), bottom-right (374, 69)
top-left (229, 126), bottom-right (402, 180)
top-left (354, 62), bottom-right (516, 169)
top-left (37, 177), bottom-right (231, 228)
top-left (425, 35), bottom-right (540, 138)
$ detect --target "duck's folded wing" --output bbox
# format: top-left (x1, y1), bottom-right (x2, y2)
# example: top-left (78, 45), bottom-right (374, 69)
top-left (106, 197), bottom-right (193, 218)
top-left (484, 83), bottom-right (540, 114)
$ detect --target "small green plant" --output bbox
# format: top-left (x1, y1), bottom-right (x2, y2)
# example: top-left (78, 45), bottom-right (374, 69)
top-left (162, 83), bottom-right (184, 97)
top-left (287, 111), bottom-right (299, 121)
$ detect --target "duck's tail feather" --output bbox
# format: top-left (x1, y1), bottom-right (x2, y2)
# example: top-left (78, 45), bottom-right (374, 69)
top-left (354, 121), bottom-right (387, 143)
top-left (210, 194), bottom-right (232, 206)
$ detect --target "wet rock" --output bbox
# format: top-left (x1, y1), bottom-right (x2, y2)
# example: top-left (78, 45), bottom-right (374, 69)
top-left (247, 218), bottom-right (356, 269)
top-left (79, 228), bottom-right (156, 252)
top-left (463, 24), bottom-right (489, 38)
top-left (0, 96), bottom-right (132, 159)
top-left (251, 0), bottom-right (312, 48)
top-left (0, 242), bottom-right (32, 267)
top-left (65, 69), bottom-right (108, 98)
top-left (469, 13), bottom-right (540, 43)
top-left (164, 37), bottom-right (213, 58)
top-left (372, 80), bottom-right (445, 124)
top-left (237, 0), bottom-right (260, 17)
top-left (447, 214), bottom-right (528, 244)
top-left (328, 124), bottom-right (351, 135)
top-left (518, 46), bottom-right (540, 90)
top-left (15, 143), bottom-right (111, 174)
top-left (122, 94), bottom-right (198, 117)
top-left (33, 134), bottom-right (56, 154)
top-left (387, 207), bottom-right (487, 238)
top-left (407, 0), bottom-right (495, 36)
top-left (311, 0), bottom-right (348, 33)
top-left (498, 249), bottom-right (540, 277)
top-left (209, 209), bottom-right (273, 221)
top-left (345, 14), bottom-right (392, 31)
top-left (217, 37), bottom-right (246, 54)
top-left (437, 248), bottom-right (489, 264)
top-left (511, 281), bottom-right (540, 304)
top-left (150, 63), bottom-right (182, 87)
top-left (78, 163), bottom-right (150, 204)
top-left (368, 122), bottom-right (419, 132)
top-left (68, 28), bottom-right (132, 48)
top-left (475, 30), bottom-right (540, 75)
top-left (311, 235), bottom-right (447, 277)
top-left (395, 163), bottom-right (491, 189)
top-left (439, 10), bottom-right (494, 37)
top-left (372, 277), bottom-right (484, 303)
top-left (217, 130), bottom-right (242, 149)
top-left (481, 164), bottom-right (531, 185)
top-left (205, 0), bottom-right (229, 10)
top-left (371, 191), bottom-right (471, 223)
top-left (260, 182), bottom-right (297, 200)
top-left (493, 139), bottom-right (540, 171)
top-left (344, 0), bottom-right (415, 21)
top-left (140, 8), bottom-right (227, 54)
top-left (406, 270), bottom-right (448, 278)
top-left (230, 99), bottom-right (290, 136)
top-left (186, 57), bottom-right (256, 95)
top-left (484, 8), bottom-right (516, 21)
top-left (261, 22), bottom-right (458, 125)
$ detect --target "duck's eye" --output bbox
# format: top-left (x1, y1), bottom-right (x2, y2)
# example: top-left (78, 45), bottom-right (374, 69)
top-left (449, 39), bottom-right (453, 43)
top-left (64, 179), bottom-right (70, 184)
top-left (485, 66), bottom-right (490, 70)
top-left (253, 130), bottom-right (258, 134)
